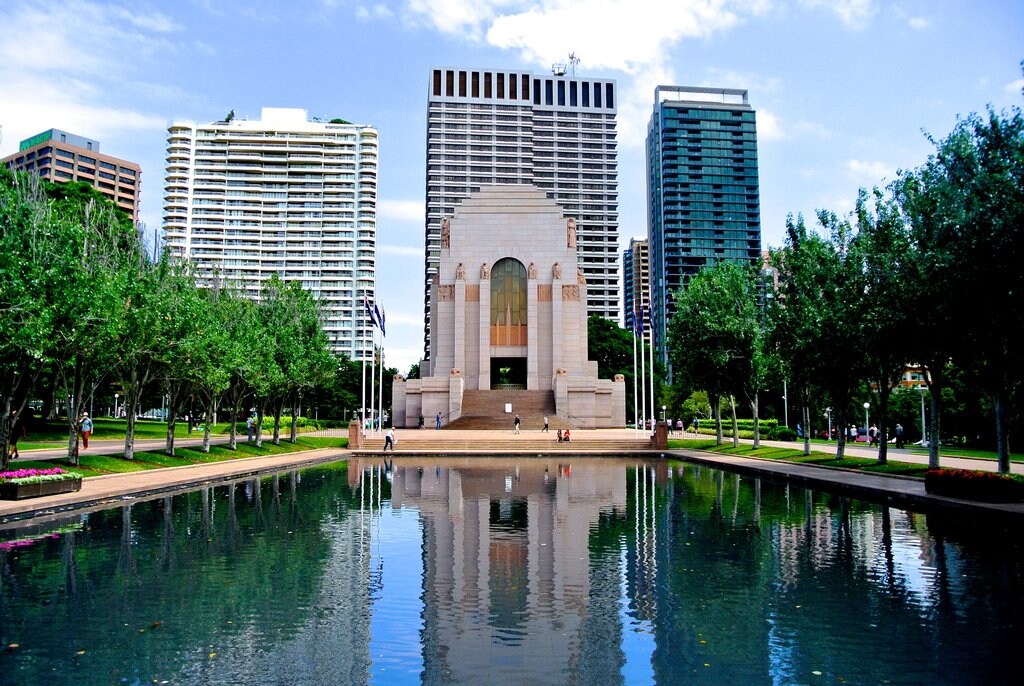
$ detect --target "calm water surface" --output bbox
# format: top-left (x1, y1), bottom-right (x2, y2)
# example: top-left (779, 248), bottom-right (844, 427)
top-left (0, 457), bottom-right (1020, 685)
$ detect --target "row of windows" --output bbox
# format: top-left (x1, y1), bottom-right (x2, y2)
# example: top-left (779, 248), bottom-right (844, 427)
top-left (432, 69), bottom-right (615, 110)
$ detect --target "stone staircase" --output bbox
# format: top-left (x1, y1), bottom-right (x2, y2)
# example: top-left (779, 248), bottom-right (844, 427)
top-left (448, 389), bottom-right (570, 430)
top-left (354, 431), bottom-right (654, 456)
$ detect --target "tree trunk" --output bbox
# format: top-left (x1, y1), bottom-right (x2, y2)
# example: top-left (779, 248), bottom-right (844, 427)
top-left (924, 365), bottom-right (942, 469)
top-left (273, 400), bottom-right (283, 446)
top-left (202, 397), bottom-right (214, 453)
top-left (713, 394), bottom-right (723, 445)
top-left (289, 395), bottom-right (299, 444)
top-left (802, 404), bottom-right (811, 456)
top-left (165, 416), bottom-right (176, 457)
top-left (729, 395), bottom-right (739, 449)
top-left (751, 392), bottom-right (760, 450)
top-left (995, 389), bottom-right (1010, 474)
top-left (876, 385), bottom-right (890, 466)
top-left (835, 409), bottom-right (846, 460)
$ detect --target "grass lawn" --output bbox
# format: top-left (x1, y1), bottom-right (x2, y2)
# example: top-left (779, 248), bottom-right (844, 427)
top-left (667, 438), bottom-right (931, 478)
top-left (11, 436), bottom-right (348, 478)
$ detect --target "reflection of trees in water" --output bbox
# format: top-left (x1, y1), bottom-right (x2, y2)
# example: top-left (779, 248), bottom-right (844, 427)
top-left (0, 464), bottom-right (362, 680)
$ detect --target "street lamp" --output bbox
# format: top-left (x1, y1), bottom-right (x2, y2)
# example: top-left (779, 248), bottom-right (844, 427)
top-left (113, 393), bottom-right (119, 419)
top-left (825, 407), bottom-right (832, 440)
top-left (919, 387), bottom-right (927, 445)
top-left (661, 405), bottom-right (666, 422)
top-left (863, 402), bottom-right (870, 442)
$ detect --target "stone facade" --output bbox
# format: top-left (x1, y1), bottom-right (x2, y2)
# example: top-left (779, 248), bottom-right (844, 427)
top-left (394, 186), bottom-right (625, 428)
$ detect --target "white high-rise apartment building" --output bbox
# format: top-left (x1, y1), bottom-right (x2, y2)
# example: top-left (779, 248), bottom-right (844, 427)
top-left (163, 108), bottom-right (378, 361)
top-left (423, 67), bottom-right (619, 360)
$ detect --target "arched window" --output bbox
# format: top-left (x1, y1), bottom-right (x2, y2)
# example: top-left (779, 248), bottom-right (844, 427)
top-left (490, 258), bottom-right (527, 345)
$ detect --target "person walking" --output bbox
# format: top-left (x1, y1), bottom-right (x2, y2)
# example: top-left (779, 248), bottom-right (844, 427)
top-left (246, 414), bottom-right (256, 442)
top-left (543, 415), bottom-right (549, 432)
top-left (895, 423), bottom-right (904, 449)
top-left (384, 427), bottom-right (395, 451)
top-left (514, 414), bottom-right (521, 434)
top-left (435, 412), bottom-right (442, 430)
top-left (79, 412), bottom-right (93, 449)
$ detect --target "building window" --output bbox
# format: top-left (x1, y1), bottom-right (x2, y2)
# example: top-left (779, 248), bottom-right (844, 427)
top-left (490, 258), bottom-right (527, 345)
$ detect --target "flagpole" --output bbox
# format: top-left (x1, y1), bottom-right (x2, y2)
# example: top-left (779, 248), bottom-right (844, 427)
top-left (361, 292), bottom-right (368, 437)
top-left (639, 299), bottom-right (647, 434)
top-left (369, 330), bottom-right (377, 434)
top-left (648, 302), bottom-right (656, 434)
top-left (378, 302), bottom-right (386, 432)
top-left (631, 306), bottom-right (639, 435)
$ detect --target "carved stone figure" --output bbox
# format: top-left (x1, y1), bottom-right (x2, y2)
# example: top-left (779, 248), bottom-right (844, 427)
top-left (528, 262), bottom-right (537, 279)
top-left (456, 262), bottom-right (465, 280)
top-left (440, 217), bottom-right (450, 248)
top-left (567, 217), bottom-right (577, 248)
top-left (439, 284), bottom-right (455, 301)
top-left (562, 284), bottom-right (579, 301)
top-left (481, 262), bottom-right (490, 278)
top-left (577, 268), bottom-right (587, 286)
top-left (552, 262), bottom-right (562, 279)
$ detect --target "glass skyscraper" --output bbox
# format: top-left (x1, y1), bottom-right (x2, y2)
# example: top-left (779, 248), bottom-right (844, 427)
top-left (646, 86), bottom-right (762, 366)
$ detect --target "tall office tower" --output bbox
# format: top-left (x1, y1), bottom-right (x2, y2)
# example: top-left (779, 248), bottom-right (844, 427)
top-left (622, 237), bottom-right (650, 343)
top-left (3, 129), bottom-right (142, 222)
top-left (162, 108), bottom-right (379, 361)
top-left (646, 86), bottom-right (761, 366)
top-left (423, 67), bottom-right (620, 361)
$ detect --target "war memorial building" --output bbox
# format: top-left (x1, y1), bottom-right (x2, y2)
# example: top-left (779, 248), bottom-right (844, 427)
top-left (393, 185), bottom-right (625, 429)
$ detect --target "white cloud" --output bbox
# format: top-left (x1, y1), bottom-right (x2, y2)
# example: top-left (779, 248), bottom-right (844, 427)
top-left (846, 159), bottom-right (894, 186)
top-left (798, 0), bottom-right (877, 29)
top-left (0, 1), bottom-right (184, 157)
top-left (1004, 78), bottom-right (1024, 95)
top-left (379, 199), bottom-right (425, 221)
top-left (907, 16), bottom-right (929, 30)
top-left (356, 3), bottom-right (395, 20)
top-left (757, 109), bottom-right (785, 140)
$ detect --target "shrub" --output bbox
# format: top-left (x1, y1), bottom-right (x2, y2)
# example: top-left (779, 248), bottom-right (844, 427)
top-left (774, 427), bottom-right (798, 441)
top-left (924, 469), bottom-right (1024, 502)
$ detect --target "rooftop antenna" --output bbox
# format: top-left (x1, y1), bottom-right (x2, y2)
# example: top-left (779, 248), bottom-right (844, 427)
top-left (552, 52), bottom-right (579, 77)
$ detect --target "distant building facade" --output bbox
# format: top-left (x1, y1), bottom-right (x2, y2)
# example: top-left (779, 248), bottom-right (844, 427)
top-left (646, 86), bottom-right (762, 366)
top-left (394, 186), bottom-right (625, 428)
top-left (622, 237), bottom-right (650, 343)
top-left (2, 129), bottom-right (142, 222)
top-left (162, 108), bottom-right (379, 361)
top-left (423, 67), bottom-right (620, 362)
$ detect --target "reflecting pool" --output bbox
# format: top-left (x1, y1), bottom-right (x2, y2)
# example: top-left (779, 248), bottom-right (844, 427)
top-left (1, 457), bottom-right (1021, 685)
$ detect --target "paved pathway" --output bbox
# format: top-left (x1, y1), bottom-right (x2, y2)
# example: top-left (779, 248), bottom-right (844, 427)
top-left (3, 429), bottom-right (1022, 525)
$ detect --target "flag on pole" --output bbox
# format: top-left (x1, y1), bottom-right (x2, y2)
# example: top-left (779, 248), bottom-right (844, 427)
top-left (375, 303), bottom-right (386, 337)
top-left (637, 307), bottom-right (645, 336)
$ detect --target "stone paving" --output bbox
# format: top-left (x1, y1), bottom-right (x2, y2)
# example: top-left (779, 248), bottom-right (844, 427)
top-left (3, 429), bottom-right (1022, 525)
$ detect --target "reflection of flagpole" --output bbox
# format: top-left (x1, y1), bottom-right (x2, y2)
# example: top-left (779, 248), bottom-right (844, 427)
top-left (378, 345), bottom-right (384, 432)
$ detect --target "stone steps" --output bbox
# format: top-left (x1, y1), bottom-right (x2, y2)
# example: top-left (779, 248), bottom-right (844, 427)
top-left (355, 436), bottom-right (652, 454)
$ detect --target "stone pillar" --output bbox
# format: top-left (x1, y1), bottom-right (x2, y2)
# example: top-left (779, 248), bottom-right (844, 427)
top-left (479, 275), bottom-right (491, 389)
top-left (527, 276), bottom-right (539, 389)
top-left (652, 421), bottom-right (668, 450)
top-left (348, 420), bottom-right (362, 449)
top-left (454, 278), bottom-right (466, 375)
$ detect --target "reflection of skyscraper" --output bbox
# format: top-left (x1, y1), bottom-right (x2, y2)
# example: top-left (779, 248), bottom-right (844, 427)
top-left (379, 458), bottom-right (631, 682)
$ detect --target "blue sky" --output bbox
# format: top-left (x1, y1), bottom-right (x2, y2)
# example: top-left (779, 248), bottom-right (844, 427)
top-left (1, 0), bottom-right (1021, 373)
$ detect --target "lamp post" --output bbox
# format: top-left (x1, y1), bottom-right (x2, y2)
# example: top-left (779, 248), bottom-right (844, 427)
top-left (113, 393), bottom-right (119, 419)
top-left (863, 402), bottom-right (870, 442)
top-left (919, 387), bottom-right (927, 445)
top-left (661, 405), bottom-right (666, 422)
top-left (825, 407), bottom-right (832, 440)
top-left (782, 378), bottom-right (788, 428)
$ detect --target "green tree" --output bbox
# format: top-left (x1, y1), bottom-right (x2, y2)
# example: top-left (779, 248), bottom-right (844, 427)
top-left (856, 187), bottom-right (914, 465)
top-left (772, 213), bottom-right (868, 459)
top-left (667, 261), bottom-right (764, 446)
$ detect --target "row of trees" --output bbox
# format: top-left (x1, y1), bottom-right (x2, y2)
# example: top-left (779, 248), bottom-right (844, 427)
top-left (0, 170), bottom-right (360, 470)
top-left (664, 103), bottom-right (1023, 473)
